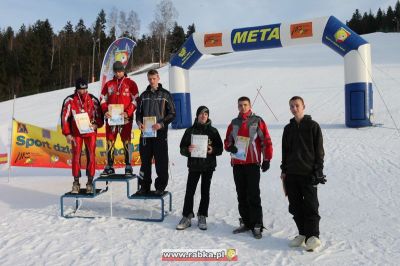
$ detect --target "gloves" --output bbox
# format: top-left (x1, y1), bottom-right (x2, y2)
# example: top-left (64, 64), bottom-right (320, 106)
top-left (261, 160), bottom-right (270, 172)
top-left (311, 170), bottom-right (327, 185)
top-left (226, 145), bottom-right (238, 153)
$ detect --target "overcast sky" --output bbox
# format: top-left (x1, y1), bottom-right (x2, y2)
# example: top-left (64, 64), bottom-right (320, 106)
top-left (0, 0), bottom-right (396, 35)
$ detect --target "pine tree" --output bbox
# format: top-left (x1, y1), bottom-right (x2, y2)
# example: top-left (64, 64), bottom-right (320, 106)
top-left (3, 27), bottom-right (20, 99)
top-left (376, 8), bottom-right (384, 31)
top-left (384, 6), bottom-right (395, 32)
top-left (93, 9), bottom-right (108, 80)
top-left (32, 20), bottom-right (54, 92)
top-left (347, 9), bottom-right (363, 33)
top-left (367, 10), bottom-right (378, 33)
top-left (168, 22), bottom-right (185, 54)
top-left (59, 21), bottom-right (76, 88)
top-left (75, 19), bottom-right (91, 80)
top-left (186, 23), bottom-right (196, 39)
top-left (0, 31), bottom-right (7, 101)
top-left (394, 0), bottom-right (400, 31)
top-left (20, 24), bottom-right (43, 95)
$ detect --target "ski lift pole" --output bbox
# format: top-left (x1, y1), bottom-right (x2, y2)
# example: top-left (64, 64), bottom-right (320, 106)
top-left (258, 86), bottom-right (279, 122)
top-left (252, 86), bottom-right (262, 106)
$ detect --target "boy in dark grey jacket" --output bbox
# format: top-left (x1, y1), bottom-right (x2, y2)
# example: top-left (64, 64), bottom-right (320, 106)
top-left (136, 69), bottom-right (176, 195)
top-left (281, 96), bottom-right (326, 252)
top-left (176, 106), bottom-right (223, 230)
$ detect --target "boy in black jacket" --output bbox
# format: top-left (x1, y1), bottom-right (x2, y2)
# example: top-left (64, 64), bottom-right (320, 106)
top-left (280, 96), bottom-right (326, 251)
top-left (135, 69), bottom-right (176, 195)
top-left (176, 106), bottom-right (223, 230)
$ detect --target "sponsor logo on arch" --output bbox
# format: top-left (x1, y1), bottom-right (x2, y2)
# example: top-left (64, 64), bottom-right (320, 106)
top-left (231, 24), bottom-right (282, 51)
top-left (204, 33), bottom-right (223, 47)
top-left (290, 22), bottom-right (313, 39)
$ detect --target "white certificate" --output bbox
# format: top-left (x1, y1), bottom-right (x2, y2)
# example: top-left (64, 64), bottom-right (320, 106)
top-left (190, 134), bottom-right (208, 158)
top-left (74, 112), bottom-right (94, 134)
top-left (108, 104), bottom-right (124, 126)
top-left (143, 116), bottom-right (157, 138)
top-left (231, 136), bottom-right (250, 161)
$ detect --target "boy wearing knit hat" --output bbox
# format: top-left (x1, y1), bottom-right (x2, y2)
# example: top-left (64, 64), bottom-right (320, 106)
top-left (176, 106), bottom-right (223, 230)
top-left (61, 78), bottom-right (104, 193)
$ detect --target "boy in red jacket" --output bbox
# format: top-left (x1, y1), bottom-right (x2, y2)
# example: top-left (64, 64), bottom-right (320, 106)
top-left (61, 78), bottom-right (104, 193)
top-left (99, 61), bottom-right (139, 176)
top-left (224, 96), bottom-right (273, 239)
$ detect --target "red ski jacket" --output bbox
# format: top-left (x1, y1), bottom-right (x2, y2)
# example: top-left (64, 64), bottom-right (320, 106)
top-left (224, 110), bottom-right (273, 165)
top-left (60, 92), bottom-right (104, 137)
top-left (99, 75), bottom-right (139, 118)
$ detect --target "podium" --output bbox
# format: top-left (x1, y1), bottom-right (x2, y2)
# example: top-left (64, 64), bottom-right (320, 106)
top-left (60, 174), bottom-right (172, 222)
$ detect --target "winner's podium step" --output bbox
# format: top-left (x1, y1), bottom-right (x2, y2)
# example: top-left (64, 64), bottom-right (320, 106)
top-left (60, 174), bottom-right (172, 222)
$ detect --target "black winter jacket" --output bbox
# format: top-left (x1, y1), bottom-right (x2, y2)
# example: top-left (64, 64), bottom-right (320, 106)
top-left (281, 115), bottom-right (324, 176)
top-left (180, 119), bottom-right (223, 172)
top-left (136, 83), bottom-right (176, 134)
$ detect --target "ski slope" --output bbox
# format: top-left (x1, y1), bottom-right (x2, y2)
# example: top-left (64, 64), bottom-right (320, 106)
top-left (0, 32), bottom-right (399, 265)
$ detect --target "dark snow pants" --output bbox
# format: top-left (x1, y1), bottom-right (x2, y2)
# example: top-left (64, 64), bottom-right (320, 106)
top-left (285, 174), bottom-right (320, 239)
top-left (182, 170), bottom-right (214, 217)
top-left (233, 164), bottom-right (263, 229)
top-left (138, 131), bottom-right (169, 191)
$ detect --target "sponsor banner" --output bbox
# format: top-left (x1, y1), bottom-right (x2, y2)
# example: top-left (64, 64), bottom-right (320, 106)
top-left (100, 37), bottom-right (136, 89)
top-left (0, 153), bottom-right (7, 164)
top-left (231, 24), bottom-right (282, 51)
top-left (11, 119), bottom-right (141, 169)
top-left (290, 22), bottom-right (313, 39)
top-left (170, 35), bottom-right (203, 70)
top-left (161, 249), bottom-right (238, 262)
top-left (204, 33), bottom-right (223, 47)
top-left (322, 16), bottom-right (367, 57)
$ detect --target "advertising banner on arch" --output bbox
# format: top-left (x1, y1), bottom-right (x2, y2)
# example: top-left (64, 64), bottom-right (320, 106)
top-left (100, 37), bottom-right (136, 89)
top-left (231, 24), bottom-right (282, 51)
top-left (10, 119), bottom-right (142, 169)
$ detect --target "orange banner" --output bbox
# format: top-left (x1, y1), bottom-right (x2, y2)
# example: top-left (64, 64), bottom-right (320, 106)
top-left (204, 33), bottom-right (223, 47)
top-left (290, 22), bottom-right (313, 39)
top-left (10, 119), bottom-right (141, 169)
top-left (0, 153), bottom-right (7, 164)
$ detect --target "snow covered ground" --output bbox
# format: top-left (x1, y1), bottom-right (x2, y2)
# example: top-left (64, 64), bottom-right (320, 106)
top-left (0, 32), bottom-right (400, 265)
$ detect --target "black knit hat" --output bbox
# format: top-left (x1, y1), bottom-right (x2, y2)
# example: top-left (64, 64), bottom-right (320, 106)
top-left (75, 77), bottom-right (88, 90)
top-left (113, 61), bottom-right (125, 72)
top-left (196, 106), bottom-right (209, 117)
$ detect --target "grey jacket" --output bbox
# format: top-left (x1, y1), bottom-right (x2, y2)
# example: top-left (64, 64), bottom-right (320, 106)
top-left (136, 83), bottom-right (176, 133)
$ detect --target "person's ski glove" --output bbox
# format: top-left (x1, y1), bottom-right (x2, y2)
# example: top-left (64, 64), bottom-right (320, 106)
top-left (261, 160), bottom-right (270, 172)
top-left (312, 170), bottom-right (327, 185)
top-left (226, 145), bottom-right (238, 153)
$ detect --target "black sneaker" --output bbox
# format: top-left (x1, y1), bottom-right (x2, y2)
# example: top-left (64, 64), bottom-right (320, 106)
top-left (232, 218), bottom-right (250, 234)
top-left (136, 187), bottom-right (150, 195)
top-left (101, 166), bottom-right (115, 176)
top-left (125, 165), bottom-right (133, 176)
top-left (252, 224), bottom-right (262, 239)
top-left (154, 189), bottom-right (164, 196)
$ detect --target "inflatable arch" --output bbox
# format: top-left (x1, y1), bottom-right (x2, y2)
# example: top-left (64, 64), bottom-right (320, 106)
top-left (169, 16), bottom-right (373, 129)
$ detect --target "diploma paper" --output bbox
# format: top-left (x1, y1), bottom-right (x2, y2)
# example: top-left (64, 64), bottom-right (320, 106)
top-left (190, 134), bottom-right (208, 158)
top-left (143, 116), bottom-right (157, 138)
top-left (74, 112), bottom-right (94, 134)
top-left (108, 104), bottom-right (124, 126)
top-left (231, 136), bottom-right (249, 161)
